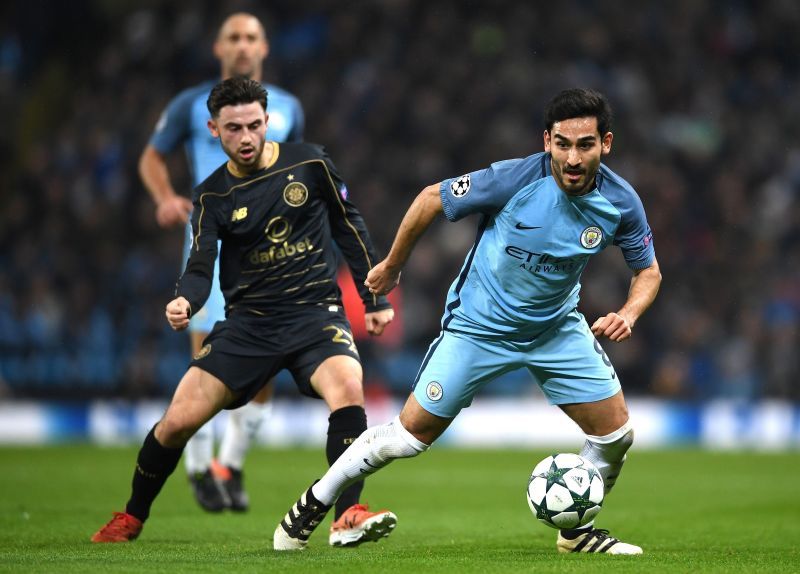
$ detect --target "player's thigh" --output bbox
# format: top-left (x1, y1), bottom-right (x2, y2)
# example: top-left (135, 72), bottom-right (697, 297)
top-left (559, 390), bottom-right (629, 436)
top-left (190, 322), bottom-right (283, 409)
top-left (288, 317), bottom-right (363, 409)
top-left (412, 330), bottom-right (520, 419)
top-left (251, 380), bottom-right (274, 404)
top-left (527, 311), bottom-right (621, 406)
top-left (308, 355), bottom-right (364, 411)
top-left (158, 366), bottom-right (237, 445)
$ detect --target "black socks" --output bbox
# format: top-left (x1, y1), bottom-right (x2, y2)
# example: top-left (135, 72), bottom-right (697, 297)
top-left (326, 405), bottom-right (367, 519)
top-left (125, 425), bottom-right (184, 522)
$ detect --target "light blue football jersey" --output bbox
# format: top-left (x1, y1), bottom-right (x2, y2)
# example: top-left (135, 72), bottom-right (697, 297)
top-left (438, 151), bottom-right (655, 341)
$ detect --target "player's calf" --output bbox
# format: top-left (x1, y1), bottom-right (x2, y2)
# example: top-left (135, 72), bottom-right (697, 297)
top-left (579, 421), bottom-right (633, 495)
top-left (312, 416), bottom-right (429, 504)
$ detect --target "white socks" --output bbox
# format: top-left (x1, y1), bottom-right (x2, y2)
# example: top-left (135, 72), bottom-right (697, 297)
top-left (312, 416), bottom-right (429, 506)
top-left (184, 402), bottom-right (272, 474)
top-left (184, 422), bottom-right (213, 475)
top-left (579, 420), bottom-right (634, 496)
top-left (219, 401), bottom-right (272, 470)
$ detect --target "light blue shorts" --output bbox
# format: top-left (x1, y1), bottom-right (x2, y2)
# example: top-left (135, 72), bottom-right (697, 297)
top-left (412, 310), bottom-right (621, 418)
top-left (182, 221), bottom-right (225, 334)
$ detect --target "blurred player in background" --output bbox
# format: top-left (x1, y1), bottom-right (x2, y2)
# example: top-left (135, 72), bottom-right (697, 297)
top-left (94, 77), bottom-right (398, 546)
top-left (138, 13), bottom-right (303, 512)
top-left (273, 88), bottom-right (661, 554)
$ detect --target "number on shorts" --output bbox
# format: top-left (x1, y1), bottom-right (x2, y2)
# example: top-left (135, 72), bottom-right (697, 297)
top-left (323, 325), bottom-right (357, 354)
top-left (593, 339), bottom-right (617, 379)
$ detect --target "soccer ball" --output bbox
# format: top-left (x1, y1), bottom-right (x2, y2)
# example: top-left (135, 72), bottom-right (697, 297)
top-left (526, 453), bottom-right (604, 529)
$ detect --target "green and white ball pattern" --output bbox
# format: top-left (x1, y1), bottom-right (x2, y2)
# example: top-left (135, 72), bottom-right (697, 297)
top-left (526, 453), bottom-right (604, 529)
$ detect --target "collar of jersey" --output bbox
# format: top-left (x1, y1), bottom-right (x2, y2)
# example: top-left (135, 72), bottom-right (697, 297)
top-left (226, 142), bottom-right (280, 178)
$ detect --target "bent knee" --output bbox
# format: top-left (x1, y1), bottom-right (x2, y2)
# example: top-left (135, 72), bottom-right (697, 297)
top-left (320, 378), bottom-right (364, 410)
top-left (156, 415), bottom-right (199, 448)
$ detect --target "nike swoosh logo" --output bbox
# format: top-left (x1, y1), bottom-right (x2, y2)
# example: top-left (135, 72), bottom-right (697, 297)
top-left (515, 223), bottom-right (542, 230)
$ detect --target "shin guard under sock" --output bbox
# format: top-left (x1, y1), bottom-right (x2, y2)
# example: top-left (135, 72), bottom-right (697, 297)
top-left (125, 425), bottom-right (184, 522)
top-left (327, 405), bottom-right (367, 519)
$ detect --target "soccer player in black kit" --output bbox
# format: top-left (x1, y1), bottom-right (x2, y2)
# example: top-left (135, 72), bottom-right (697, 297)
top-left (92, 77), bottom-right (398, 548)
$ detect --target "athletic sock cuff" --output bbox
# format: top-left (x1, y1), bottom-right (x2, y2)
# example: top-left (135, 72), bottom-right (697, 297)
top-left (328, 405), bottom-right (367, 433)
top-left (138, 425), bottom-right (184, 474)
top-left (393, 416), bottom-right (430, 453)
top-left (585, 420), bottom-right (633, 444)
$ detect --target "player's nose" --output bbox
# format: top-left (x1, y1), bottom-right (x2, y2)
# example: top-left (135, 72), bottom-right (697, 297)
top-left (567, 148), bottom-right (581, 164)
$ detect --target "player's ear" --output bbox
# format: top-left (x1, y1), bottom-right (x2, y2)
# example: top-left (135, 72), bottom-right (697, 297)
top-left (261, 37), bottom-right (269, 60)
top-left (543, 130), bottom-right (551, 152)
top-left (601, 131), bottom-right (613, 155)
top-left (207, 119), bottom-right (220, 138)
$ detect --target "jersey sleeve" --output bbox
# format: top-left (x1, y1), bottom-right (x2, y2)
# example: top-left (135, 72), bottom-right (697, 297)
top-left (613, 191), bottom-right (656, 270)
top-left (439, 153), bottom-right (547, 221)
top-left (286, 98), bottom-right (306, 142)
top-left (148, 89), bottom-right (196, 154)
top-left (318, 149), bottom-right (392, 313)
top-left (175, 187), bottom-right (223, 314)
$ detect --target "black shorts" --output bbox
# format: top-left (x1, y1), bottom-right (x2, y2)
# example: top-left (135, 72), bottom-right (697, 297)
top-left (189, 311), bottom-right (360, 409)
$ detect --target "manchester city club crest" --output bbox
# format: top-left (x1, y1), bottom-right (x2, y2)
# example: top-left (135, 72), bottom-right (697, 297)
top-left (580, 226), bottom-right (603, 249)
top-left (426, 381), bottom-right (444, 402)
top-left (283, 181), bottom-right (309, 207)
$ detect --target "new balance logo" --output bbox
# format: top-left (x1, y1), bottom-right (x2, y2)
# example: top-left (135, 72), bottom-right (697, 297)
top-left (515, 222), bottom-right (542, 230)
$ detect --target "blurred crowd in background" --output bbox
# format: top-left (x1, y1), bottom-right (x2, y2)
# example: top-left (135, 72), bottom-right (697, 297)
top-left (0, 0), bottom-right (798, 402)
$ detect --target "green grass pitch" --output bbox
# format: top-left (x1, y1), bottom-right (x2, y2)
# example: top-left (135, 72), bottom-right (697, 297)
top-left (1, 446), bottom-right (798, 573)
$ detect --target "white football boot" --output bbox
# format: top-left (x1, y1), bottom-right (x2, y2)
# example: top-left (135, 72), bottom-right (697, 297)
top-left (557, 527), bottom-right (643, 555)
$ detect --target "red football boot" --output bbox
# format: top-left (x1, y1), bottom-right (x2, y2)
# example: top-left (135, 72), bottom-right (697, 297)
top-left (91, 511), bottom-right (143, 543)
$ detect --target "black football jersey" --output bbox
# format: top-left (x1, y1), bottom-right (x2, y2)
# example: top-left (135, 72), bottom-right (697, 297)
top-left (176, 142), bottom-right (390, 320)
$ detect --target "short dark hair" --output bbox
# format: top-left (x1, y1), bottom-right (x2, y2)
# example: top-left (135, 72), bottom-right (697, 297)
top-left (207, 76), bottom-right (268, 118)
top-left (544, 88), bottom-right (612, 136)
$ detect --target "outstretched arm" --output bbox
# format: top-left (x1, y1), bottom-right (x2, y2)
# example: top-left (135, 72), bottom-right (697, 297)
top-left (139, 144), bottom-right (192, 228)
top-left (365, 183), bottom-right (443, 295)
top-left (592, 257), bottom-right (662, 342)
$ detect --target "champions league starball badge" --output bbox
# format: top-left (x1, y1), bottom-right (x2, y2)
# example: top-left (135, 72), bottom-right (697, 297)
top-left (450, 174), bottom-right (471, 197)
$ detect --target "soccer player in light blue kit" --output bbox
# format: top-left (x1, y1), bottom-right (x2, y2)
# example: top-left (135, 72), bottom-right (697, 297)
top-left (139, 13), bottom-right (304, 512)
top-left (274, 89), bottom-right (662, 554)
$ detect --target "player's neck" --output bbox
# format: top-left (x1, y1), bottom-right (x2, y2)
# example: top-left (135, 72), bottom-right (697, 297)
top-left (227, 142), bottom-right (277, 178)
top-left (221, 70), bottom-right (263, 83)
